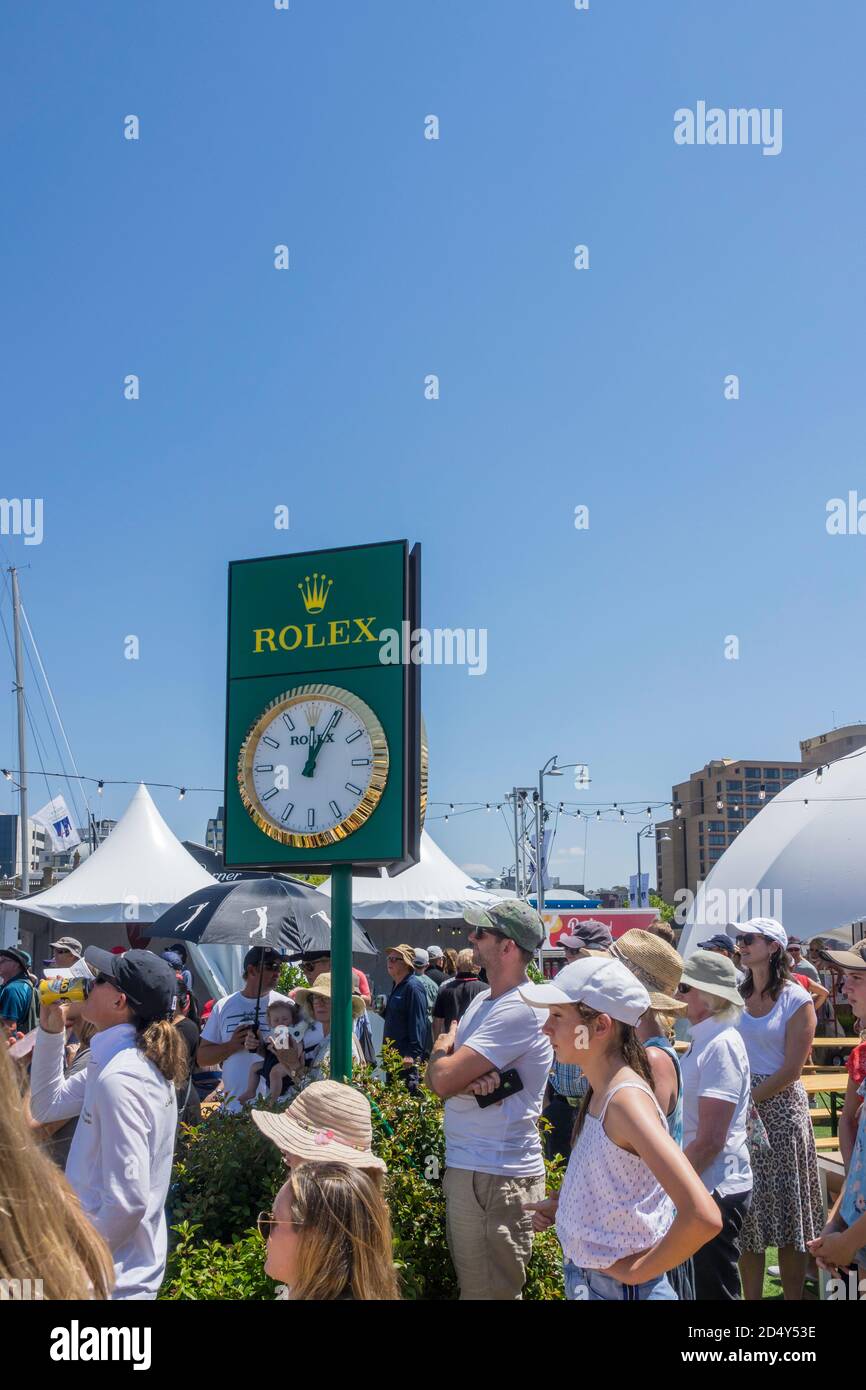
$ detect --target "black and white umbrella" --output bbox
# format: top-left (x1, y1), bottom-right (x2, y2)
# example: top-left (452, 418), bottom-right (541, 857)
top-left (152, 876), bottom-right (378, 958)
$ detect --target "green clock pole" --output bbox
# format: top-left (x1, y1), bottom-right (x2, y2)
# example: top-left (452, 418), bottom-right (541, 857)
top-left (330, 863), bottom-right (353, 1083)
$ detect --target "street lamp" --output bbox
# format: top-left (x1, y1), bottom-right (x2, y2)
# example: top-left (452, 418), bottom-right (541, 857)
top-left (636, 824), bottom-right (671, 909)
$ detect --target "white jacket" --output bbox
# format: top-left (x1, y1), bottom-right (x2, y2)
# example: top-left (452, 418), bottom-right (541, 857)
top-left (30, 1022), bottom-right (178, 1300)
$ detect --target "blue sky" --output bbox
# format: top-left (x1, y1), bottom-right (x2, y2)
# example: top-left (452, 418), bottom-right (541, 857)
top-left (1, 1), bottom-right (864, 890)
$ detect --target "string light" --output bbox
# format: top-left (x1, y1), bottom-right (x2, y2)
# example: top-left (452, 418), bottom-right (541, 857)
top-left (816, 767), bottom-right (824, 784)
top-left (97, 780), bottom-right (104, 795)
top-left (1, 770), bottom-right (10, 781)
top-left (758, 784), bottom-right (766, 802)
top-left (716, 796), bottom-right (723, 811)
top-left (674, 802), bottom-right (682, 817)
top-left (178, 787), bottom-right (186, 801)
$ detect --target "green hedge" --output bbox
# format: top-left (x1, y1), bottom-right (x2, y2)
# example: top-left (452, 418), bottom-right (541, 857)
top-left (160, 1043), bottom-right (565, 1300)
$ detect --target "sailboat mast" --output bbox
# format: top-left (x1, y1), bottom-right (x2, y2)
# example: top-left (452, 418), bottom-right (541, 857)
top-left (10, 568), bottom-right (28, 892)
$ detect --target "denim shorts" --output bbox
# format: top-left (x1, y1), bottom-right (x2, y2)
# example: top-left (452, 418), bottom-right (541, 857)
top-left (563, 1258), bottom-right (678, 1301)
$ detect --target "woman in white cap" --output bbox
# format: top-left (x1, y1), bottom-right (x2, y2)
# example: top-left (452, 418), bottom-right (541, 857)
top-left (521, 958), bottom-right (721, 1300)
top-left (734, 918), bottom-right (823, 1300)
top-left (677, 949), bottom-right (753, 1300)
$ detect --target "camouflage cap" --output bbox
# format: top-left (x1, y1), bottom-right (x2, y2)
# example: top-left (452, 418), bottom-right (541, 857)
top-left (464, 900), bottom-right (545, 952)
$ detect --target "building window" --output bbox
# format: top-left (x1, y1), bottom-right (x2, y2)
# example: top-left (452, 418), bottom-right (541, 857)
top-left (709, 834), bottom-right (726, 845)
top-left (764, 768), bottom-right (780, 779)
top-left (746, 794), bottom-right (762, 805)
top-left (709, 820), bottom-right (724, 831)
top-left (726, 779), bottom-right (743, 790)
top-left (745, 767), bottom-right (761, 777)
top-left (783, 768), bottom-right (799, 779)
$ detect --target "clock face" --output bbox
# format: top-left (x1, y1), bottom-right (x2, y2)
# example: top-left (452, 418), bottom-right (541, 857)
top-left (237, 684), bottom-right (389, 848)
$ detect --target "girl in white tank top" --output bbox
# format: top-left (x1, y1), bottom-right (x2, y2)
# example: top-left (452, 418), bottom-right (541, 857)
top-left (520, 957), bottom-right (722, 1301)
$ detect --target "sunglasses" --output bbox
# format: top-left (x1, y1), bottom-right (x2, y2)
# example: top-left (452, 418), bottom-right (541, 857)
top-left (93, 973), bottom-right (119, 991)
top-left (468, 926), bottom-right (506, 943)
top-left (676, 983), bottom-right (692, 995)
top-left (386, 954), bottom-right (405, 964)
top-left (734, 934), bottom-right (758, 947)
top-left (256, 1210), bottom-right (299, 1240)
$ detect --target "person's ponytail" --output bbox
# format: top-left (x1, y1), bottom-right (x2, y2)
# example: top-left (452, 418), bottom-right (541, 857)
top-left (134, 1018), bottom-right (188, 1086)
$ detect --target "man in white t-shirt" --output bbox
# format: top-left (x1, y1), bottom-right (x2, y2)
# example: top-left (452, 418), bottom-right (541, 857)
top-left (426, 900), bottom-right (552, 1300)
top-left (197, 946), bottom-right (289, 1112)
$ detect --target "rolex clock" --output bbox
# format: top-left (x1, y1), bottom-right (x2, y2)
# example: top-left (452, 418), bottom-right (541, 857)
top-left (238, 684), bottom-right (389, 848)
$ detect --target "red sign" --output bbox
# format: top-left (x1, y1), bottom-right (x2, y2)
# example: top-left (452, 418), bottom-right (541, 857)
top-left (542, 909), bottom-right (660, 948)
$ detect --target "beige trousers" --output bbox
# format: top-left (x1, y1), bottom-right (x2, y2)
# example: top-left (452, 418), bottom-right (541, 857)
top-left (443, 1166), bottom-right (545, 1300)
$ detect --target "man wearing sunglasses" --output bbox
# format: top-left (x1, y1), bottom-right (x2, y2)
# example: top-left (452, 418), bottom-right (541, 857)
top-left (426, 900), bottom-right (552, 1300)
top-left (197, 946), bottom-right (289, 1112)
top-left (296, 952), bottom-right (372, 1008)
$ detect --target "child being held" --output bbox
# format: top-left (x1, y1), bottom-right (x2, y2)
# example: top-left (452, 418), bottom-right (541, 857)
top-left (238, 999), bottom-right (305, 1104)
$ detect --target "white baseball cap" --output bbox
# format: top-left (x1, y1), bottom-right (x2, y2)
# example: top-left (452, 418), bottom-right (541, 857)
top-left (519, 957), bottom-right (651, 1026)
top-left (427, 944), bottom-right (444, 960)
top-left (736, 917), bottom-right (788, 950)
top-left (413, 947), bottom-right (430, 967)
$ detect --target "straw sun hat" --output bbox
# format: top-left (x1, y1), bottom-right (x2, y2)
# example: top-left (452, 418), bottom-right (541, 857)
top-left (610, 928), bottom-right (686, 1014)
top-left (251, 1080), bottom-right (386, 1171)
top-left (293, 972), bottom-right (366, 1020)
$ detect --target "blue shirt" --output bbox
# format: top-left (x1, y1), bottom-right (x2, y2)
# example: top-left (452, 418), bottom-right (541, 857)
top-left (383, 973), bottom-right (428, 1061)
top-left (551, 1060), bottom-right (589, 1099)
top-left (644, 1034), bottom-right (683, 1147)
top-left (0, 976), bottom-right (32, 1030)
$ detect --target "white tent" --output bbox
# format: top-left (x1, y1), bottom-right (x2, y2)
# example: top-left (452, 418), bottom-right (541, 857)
top-left (319, 831), bottom-right (500, 992)
top-left (12, 784), bottom-right (215, 925)
top-left (678, 748), bottom-right (866, 957)
top-left (320, 830), bottom-right (499, 920)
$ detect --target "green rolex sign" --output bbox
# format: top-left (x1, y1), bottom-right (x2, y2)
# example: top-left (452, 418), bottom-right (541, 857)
top-left (224, 540), bottom-right (421, 873)
top-left (224, 539), bottom-right (421, 1084)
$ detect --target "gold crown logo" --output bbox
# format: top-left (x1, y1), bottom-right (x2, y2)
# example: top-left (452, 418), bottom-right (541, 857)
top-left (305, 703), bottom-right (322, 727)
top-left (297, 572), bottom-right (332, 614)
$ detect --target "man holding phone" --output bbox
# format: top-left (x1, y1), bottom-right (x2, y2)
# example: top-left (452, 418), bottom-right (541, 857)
top-left (196, 946), bottom-right (289, 1112)
top-left (425, 901), bottom-right (552, 1300)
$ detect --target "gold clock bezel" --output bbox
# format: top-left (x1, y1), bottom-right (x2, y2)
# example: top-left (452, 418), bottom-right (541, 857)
top-left (237, 683), bottom-right (389, 849)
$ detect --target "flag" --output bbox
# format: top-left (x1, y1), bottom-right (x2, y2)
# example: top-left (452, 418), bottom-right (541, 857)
top-left (529, 829), bottom-right (551, 893)
top-left (629, 873), bottom-right (650, 908)
top-left (31, 796), bottom-right (82, 853)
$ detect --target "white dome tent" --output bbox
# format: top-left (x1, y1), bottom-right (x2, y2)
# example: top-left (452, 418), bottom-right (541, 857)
top-left (319, 830), bottom-right (499, 993)
top-left (678, 748), bottom-right (866, 957)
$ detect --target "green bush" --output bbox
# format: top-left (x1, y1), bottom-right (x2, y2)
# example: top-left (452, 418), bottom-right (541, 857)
top-left (168, 1107), bottom-right (285, 1243)
top-left (160, 1221), bottom-right (277, 1301)
top-left (161, 1040), bottom-right (565, 1300)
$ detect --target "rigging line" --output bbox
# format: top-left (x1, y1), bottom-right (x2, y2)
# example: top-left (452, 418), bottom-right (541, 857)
top-left (19, 619), bottom-right (87, 832)
top-left (20, 602), bottom-right (92, 824)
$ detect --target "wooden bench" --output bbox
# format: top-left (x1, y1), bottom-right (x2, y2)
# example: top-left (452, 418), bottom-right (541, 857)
top-left (814, 1135), bottom-right (843, 1151)
top-left (808, 1106), bottom-right (831, 1123)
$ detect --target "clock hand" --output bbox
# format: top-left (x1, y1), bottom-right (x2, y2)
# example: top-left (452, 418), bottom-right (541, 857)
top-left (301, 711), bottom-right (338, 779)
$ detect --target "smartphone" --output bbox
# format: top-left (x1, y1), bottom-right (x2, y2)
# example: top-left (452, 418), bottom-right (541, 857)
top-left (475, 1068), bottom-right (523, 1108)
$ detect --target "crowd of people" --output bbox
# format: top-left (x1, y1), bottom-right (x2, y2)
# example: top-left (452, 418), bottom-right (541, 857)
top-left (2, 905), bottom-right (866, 1303)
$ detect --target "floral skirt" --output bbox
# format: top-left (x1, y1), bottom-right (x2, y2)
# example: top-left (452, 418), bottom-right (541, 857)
top-left (740, 1076), bottom-right (825, 1254)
